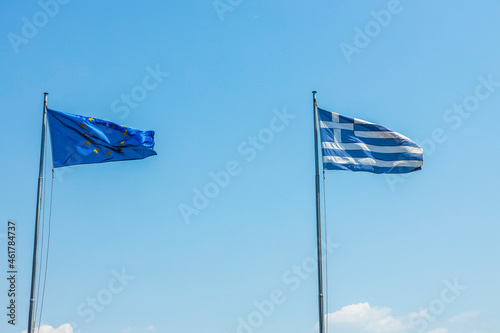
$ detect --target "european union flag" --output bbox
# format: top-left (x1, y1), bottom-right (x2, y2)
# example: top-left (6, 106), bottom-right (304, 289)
top-left (47, 109), bottom-right (157, 168)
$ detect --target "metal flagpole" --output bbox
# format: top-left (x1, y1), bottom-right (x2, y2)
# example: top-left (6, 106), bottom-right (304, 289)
top-left (27, 92), bottom-right (48, 333)
top-left (312, 91), bottom-right (325, 333)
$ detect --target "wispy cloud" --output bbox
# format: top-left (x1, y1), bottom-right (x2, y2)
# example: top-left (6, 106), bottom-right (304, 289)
top-left (23, 323), bottom-right (73, 333)
top-left (323, 303), bottom-right (481, 333)
top-left (448, 310), bottom-right (481, 323)
top-left (427, 329), bottom-right (448, 333)
top-left (325, 302), bottom-right (408, 332)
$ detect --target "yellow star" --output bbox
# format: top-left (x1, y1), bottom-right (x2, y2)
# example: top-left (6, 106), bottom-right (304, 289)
top-left (120, 141), bottom-right (125, 146)
top-left (84, 141), bottom-right (90, 146)
top-left (88, 117), bottom-right (94, 122)
top-left (117, 148), bottom-right (123, 153)
top-left (80, 133), bottom-right (86, 138)
top-left (94, 147), bottom-right (99, 154)
top-left (106, 150), bottom-right (111, 156)
top-left (80, 123), bottom-right (85, 128)
top-left (122, 130), bottom-right (128, 136)
top-left (120, 125), bottom-right (124, 127)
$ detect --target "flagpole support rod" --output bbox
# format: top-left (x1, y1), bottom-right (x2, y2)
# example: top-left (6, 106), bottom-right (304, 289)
top-left (27, 92), bottom-right (48, 333)
top-left (312, 91), bottom-right (325, 333)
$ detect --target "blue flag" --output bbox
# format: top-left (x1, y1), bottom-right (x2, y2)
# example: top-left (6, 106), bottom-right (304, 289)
top-left (47, 109), bottom-right (157, 168)
top-left (319, 108), bottom-right (423, 174)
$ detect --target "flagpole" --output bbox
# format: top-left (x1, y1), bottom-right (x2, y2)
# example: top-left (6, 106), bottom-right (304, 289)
top-left (27, 92), bottom-right (48, 333)
top-left (313, 91), bottom-right (325, 333)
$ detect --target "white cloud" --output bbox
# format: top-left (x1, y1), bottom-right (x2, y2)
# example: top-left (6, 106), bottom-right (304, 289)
top-left (23, 324), bottom-right (73, 333)
top-left (324, 303), bottom-right (482, 333)
top-left (427, 329), bottom-right (448, 333)
top-left (145, 326), bottom-right (155, 331)
top-left (448, 310), bottom-right (480, 323)
top-left (326, 303), bottom-right (409, 332)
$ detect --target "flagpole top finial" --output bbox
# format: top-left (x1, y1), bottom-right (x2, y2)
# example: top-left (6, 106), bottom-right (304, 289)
top-left (312, 91), bottom-right (317, 94)
top-left (44, 92), bottom-right (48, 95)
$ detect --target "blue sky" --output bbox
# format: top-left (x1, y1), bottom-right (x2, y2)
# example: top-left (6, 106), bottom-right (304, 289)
top-left (1, 1), bottom-right (499, 333)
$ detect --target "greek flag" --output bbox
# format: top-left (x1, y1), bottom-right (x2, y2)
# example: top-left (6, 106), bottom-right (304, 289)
top-left (319, 108), bottom-right (423, 174)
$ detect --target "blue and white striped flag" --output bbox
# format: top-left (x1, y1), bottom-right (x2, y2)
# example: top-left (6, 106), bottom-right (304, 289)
top-left (319, 108), bottom-right (423, 174)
